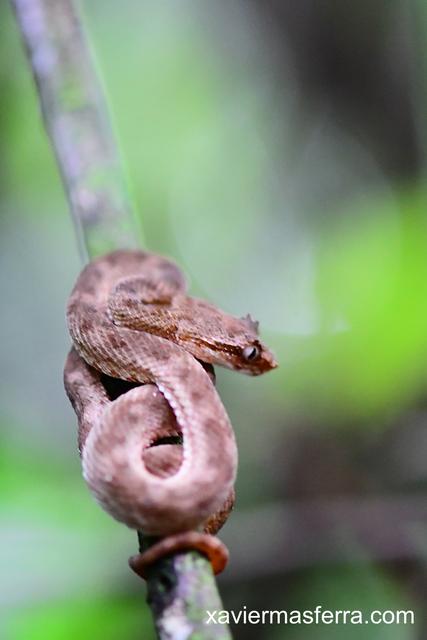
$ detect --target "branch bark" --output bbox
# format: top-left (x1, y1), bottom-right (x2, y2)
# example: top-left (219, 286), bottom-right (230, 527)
top-left (141, 533), bottom-right (231, 640)
top-left (12, 0), bottom-right (139, 261)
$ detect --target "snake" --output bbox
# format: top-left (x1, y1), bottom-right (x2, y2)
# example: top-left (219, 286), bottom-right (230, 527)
top-left (64, 249), bottom-right (277, 536)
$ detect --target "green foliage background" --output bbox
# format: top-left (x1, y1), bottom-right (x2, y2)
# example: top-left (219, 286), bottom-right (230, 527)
top-left (1, 1), bottom-right (426, 638)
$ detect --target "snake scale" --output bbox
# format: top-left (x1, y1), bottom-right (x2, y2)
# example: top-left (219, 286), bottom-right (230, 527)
top-left (64, 249), bottom-right (277, 536)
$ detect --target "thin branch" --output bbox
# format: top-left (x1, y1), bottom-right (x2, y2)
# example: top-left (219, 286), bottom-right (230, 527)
top-left (12, 0), bottom-right (140, 261)
top-left (141, 534), bottom-right (231, 640)
top-left (11, 1), bottom-right (231, 637)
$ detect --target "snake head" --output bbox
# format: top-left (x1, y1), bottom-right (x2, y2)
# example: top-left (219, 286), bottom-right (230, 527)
top-left (178, 309), bottom-right (277, 375)
top-left (220, 312), bottom-right (276, 375)
top-left (170, 296), bottom-right (278, 375)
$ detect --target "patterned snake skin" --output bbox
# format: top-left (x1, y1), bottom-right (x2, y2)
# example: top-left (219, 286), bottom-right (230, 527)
top-left (64, 250), bottom-right (277, 535)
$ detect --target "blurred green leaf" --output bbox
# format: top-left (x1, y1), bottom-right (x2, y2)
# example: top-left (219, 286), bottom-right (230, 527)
top-left (0, 432), bottom-right (97, 527)
top-left (5, 595), bottom-right (154, 640)
top-left (0, 5), bottom-right (62, 212)
top-left (276, 186), bottom-right (427, 424)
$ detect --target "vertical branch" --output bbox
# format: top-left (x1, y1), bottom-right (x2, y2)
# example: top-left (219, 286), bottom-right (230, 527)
top-left (12, 0), bottom-right (140, 261)
top-left (145, 547), bottom-right (232, 640)
top-left (11, 1), bottom-right (232, 638)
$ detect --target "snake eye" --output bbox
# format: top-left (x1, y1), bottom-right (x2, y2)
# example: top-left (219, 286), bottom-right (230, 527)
top-left (242, 345), bottom-right (259, 362)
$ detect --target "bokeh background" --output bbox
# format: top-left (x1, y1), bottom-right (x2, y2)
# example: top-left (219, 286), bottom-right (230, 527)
top-left (1, 0), bottom-right (427, 638)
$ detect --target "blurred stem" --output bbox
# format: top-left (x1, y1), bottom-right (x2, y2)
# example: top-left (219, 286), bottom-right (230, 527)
top-left (11, 0), bottom-right (140, 261)
top-left (141, 535), bottom-right (231, 640)
top-left (12, 1), bottom-right (232, 638)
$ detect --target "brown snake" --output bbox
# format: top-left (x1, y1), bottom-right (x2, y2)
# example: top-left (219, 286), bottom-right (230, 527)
top-left (64, 249), bottom-right (277, 537)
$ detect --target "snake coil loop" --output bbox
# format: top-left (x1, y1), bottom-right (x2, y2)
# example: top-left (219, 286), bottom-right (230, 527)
top-left (64, 249), bottom-right (276, 574)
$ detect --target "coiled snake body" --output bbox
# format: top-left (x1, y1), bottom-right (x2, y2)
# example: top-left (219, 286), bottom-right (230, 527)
top-left (64, 250), bottom-right (276, 536)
